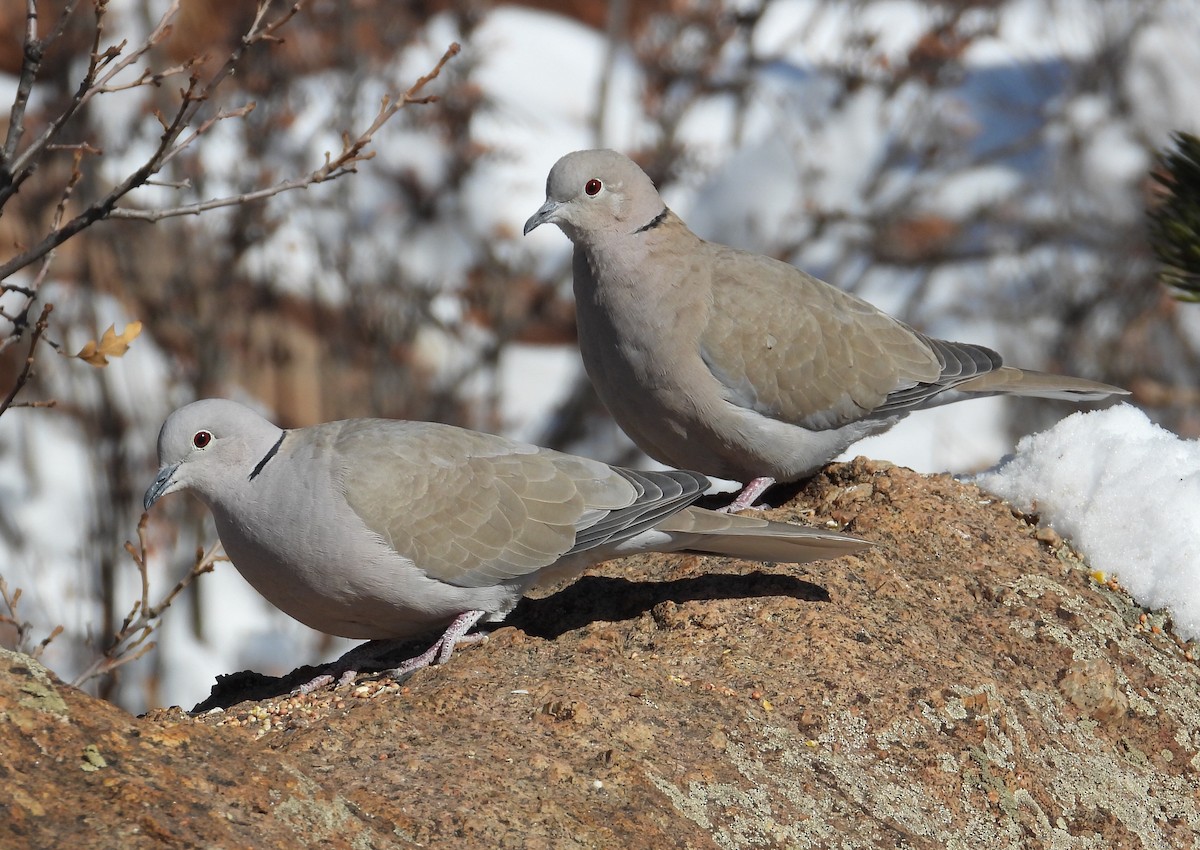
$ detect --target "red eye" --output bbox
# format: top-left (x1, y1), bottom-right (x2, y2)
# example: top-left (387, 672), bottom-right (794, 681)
top-left (193, 430), bottom-right (212, 449)
top-left (585, 178), bottom-right (602, 196)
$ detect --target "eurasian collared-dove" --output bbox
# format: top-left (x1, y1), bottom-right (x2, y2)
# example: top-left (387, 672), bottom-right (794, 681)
top-left (524, 149), bottom-right (1129, 511)
top-left (144, 399), bottom-right (869, 688)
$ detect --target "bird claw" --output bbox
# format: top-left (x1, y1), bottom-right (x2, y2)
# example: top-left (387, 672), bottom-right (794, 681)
top-left (292, 672), bottom-right (337, 695)
top-left (718, 477), bottom-right (777, 513)
top-left (381, 610), bottom-right (488, 681)
top-left (287, 611), bottom-right (488, 695)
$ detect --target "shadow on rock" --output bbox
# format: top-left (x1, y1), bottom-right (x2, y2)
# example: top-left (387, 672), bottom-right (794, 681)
top-left (189, 570), bottom-right (827, 712)
top-left (503, 571), bottom-right (828, 639)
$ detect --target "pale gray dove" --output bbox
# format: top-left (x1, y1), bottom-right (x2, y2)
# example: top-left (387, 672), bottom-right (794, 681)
top-left (144, 399), bottom-right (870, 689)
top-left (524, 149), bottom-right (1129, 511)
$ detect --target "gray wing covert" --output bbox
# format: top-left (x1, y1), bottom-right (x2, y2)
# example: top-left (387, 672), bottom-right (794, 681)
top-left (334, 420), bottom-right (707, 588)
top-left (871, 335), bottom-right (1003, 414)
top-left (699, 245), bottom-right (945, 430)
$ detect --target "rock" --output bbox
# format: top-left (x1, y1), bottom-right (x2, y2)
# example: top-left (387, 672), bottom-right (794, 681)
top-left (0, 649), bottom-right (396, 847)
top-left (4, 459), bottom-right (1200, 848)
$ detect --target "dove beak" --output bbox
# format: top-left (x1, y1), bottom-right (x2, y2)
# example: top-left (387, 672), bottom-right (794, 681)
top-left (143, 462), bottom-right (181, 511)
top-left (523, 199), bottom-right (560, 235)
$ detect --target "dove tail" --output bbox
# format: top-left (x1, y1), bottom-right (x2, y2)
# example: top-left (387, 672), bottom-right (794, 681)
top-left (656, 507), bottom-right (872, 564)
top-left (954, 367), bottom-right (1128, 401)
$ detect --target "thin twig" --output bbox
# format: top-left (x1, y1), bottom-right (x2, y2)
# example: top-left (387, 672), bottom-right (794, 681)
top-left (32, 625), bottom-right (65, 660)
top-left (144, 177), bottom-right (194, 190)
top-left (0, 577), bottom-right (29, 647)
top-left (89, 0), bottom-right (182, 92)
top-left (95, 60), bottom-right (200, 94)
top-left (71, 515), bottom-right (227, 687)
top-left (0, 151), bottom-right (83, 362)
top-left (1, 0), bottom-right (84, 169)
top-left (0, 1), bottom-right (313, 279)
top-left (151, 103), bottom-right (258, 172)
top-left (0, 303), bottom-right (53, 418)
top-left (0, 0), bottom-right (113, 204)
top-left (8, 0), bottom-right (180, 180)
top-left (2, 0), bottom-right (195, 206)
top-left (108, 41), bottom-right (462, 222)
top-left (0, 4), bottom-right (460, 280)
top-left (45, 141), bottom-right (103, 155)
top-left (31, 147), bottom-right (84, 286)
top-left (0, 576), bottom-right (64, 659)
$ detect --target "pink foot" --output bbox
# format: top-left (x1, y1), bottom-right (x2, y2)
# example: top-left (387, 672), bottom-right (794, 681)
top-left (718, 476), bottom-right (777, 513)
top-left (381, 609), bottom-right (488, 680)
top-left (290, 609), bottom-right (488, 694)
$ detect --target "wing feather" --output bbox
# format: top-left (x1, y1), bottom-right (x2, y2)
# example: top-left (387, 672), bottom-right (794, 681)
top-left (334, 420), bottom-right (709, 588)
top-left (699, 246), bottom-right (1014, 427)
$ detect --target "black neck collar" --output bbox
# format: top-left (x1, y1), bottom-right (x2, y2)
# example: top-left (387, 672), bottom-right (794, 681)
top-left (248, 432), bottom-right (286, 482)
top-left (633, 207), bottom-right (669, 234)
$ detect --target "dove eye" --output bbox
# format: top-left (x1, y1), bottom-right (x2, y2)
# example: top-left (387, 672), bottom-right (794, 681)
top-left (584, 178), bottom-right (602, 196)
top-left (192, 430), bottom-right (212, 449)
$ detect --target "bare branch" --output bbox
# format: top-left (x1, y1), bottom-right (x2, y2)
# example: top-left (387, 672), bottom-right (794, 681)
top-left (152, 102), bottom-right (258, 172)
top-left (95, 60), bottom-right (201, 95)
top-left (0, 150), bottom-right (82, 368)
top-left (1, 0), bottom-right (113, 202)
top-left (32, 625), bottom-right (64, 660)
top-left (1, 0), bottom-right (84, 169)
top-left (108, 41), bottom-right (463, 223)
top-left (0, 575), bottom-right (64, 658)
top-left (144, 177), bottom-right (193, 190)
top-left (71, 515), bottom-right (227, 687)
top-left (253, 0), bottom-right (304, 43)
top-left (0, 0), bottom-right (461, 283)
top-left (89, 1), bottom-right (182, 92)
top-left (0, 1), bottom-right (324, 280)
top-left (108, 174), bottom-right (345, 221)
top-left (0, 303), bottom-right (53, 417)
top-left (0, 578), bottom-right (27, 645)
top-left (45, 141), bottom-right (103, 155)
top-left (1, 0), bottom-right (42, 169)
top-left (1, 0), bottom-right (189, 206)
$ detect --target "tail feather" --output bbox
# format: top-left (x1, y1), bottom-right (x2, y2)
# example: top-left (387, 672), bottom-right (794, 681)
top-left (956, 366), bottom-right (1128, 401)
top-left (657, 507), bottom-right (872, 564)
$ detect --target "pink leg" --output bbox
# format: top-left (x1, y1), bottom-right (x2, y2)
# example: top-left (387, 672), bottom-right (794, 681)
top-left (382, 609), bottom-right (488, 679)
top-left (717, 476), bottom-right (777, 513)
top-left (292, 609), bottom-right (488, 695)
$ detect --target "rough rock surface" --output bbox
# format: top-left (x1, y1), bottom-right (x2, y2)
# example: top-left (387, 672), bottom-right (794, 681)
top-left (3, 459), bottom-right (1199, 849)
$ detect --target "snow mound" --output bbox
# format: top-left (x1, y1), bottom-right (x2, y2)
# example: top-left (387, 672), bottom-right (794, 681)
top-left (973, 404), bottom-right (1200, 641)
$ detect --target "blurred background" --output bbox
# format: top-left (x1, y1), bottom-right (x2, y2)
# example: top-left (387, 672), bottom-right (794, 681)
top-left (1, 0), bottom-right (1197, 712)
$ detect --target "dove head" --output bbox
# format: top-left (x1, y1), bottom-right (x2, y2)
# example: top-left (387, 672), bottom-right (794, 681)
top-left (144, 399), bottom-right (285, 511)
top-left (523, 150), bottom-right (665, 244)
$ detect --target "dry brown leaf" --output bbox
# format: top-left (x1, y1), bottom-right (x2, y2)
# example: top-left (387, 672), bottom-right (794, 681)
top-left (69, 321), bottom-right (143, 367)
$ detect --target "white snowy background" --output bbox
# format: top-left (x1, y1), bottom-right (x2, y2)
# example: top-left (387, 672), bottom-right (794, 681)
top-left (1, 0), bottom-right (1198, 711)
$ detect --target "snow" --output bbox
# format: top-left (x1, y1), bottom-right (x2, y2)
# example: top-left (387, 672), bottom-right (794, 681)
top-left (922, 167), bottom-right (1023, 220)
top-left (0, 411), bottom-right (97, 677)
top-left (973, 405), bottom-right (1200, 642)
top-left (465, 6), bottom-right (645, 248)
top-left (498, 343), bottom-right (582, 442)
top-left (1126, 10), bottom-right (1200, 139)
top-left (684, 134), bottom-right (810, 250)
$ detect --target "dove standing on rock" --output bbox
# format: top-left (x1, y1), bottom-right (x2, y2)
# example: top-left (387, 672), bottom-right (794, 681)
top-left (524, 149), bottom-right (1129, 512)
top-left (144, 399), bottom-right (869, 689)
